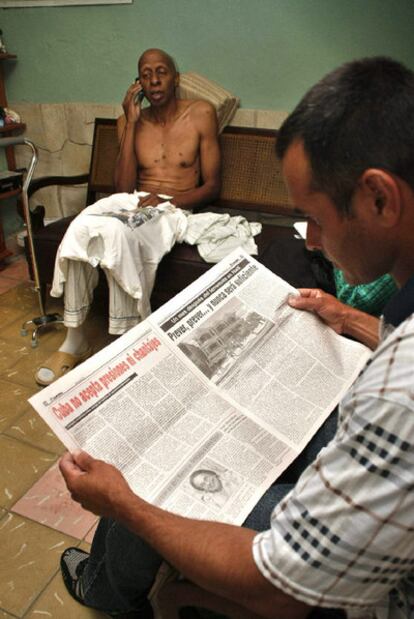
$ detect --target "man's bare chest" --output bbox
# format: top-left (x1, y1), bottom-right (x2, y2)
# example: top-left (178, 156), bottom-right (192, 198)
top-left (136, 122), bottom-right (200, 171)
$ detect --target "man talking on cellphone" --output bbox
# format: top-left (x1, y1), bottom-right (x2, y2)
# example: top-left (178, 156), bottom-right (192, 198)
top-left (116, 49), bottom-right (221, 209)
top-left (35, 48), bottom-right (221, 387)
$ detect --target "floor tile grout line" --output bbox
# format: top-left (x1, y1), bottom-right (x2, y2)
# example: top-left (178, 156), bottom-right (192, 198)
top-left (5, 502), bottom-right (91, 546)
top-left (3, 430), bottom-right (62, 459)
top-left (3, 427), bottom-right (64, 460)
top-left (20, 537), bottom-right (90, 619)
top-left (0, 280), bottom-right (104, 618)
top-left (20, 566), bottom-right (62, 618)
top-left (0, 276), bottom-right (58, 616)
top-left (0, 605), bottom-right (19, 618)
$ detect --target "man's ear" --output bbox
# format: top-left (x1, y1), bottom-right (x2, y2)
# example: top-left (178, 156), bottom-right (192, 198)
top-left (359, 169), bottom-right (401, 227)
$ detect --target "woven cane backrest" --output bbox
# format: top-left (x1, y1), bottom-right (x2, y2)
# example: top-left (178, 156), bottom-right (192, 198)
top-left (218, 127), bottom-right (292, 214)
top-left (87, 120), bottom-right (292, 214)
top-left (88, 118), bottom-right (118, 200)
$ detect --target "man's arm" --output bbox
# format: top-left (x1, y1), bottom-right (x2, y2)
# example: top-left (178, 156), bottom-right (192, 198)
top-left (288, 288), bottom-right (380, 349)
top-left (60, 451), bottom-right (309, 619)
top-left (114, 80), bottom-right (143, 192)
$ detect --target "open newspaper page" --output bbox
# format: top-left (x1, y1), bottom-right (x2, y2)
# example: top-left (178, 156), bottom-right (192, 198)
top-left (29, 249), bottom-right (371, 526)
top-left (153, 250), bottom-right (371, 451)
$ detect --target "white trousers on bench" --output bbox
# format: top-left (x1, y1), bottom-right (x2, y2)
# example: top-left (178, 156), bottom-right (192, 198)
top-left (50, 195), bottom-right (189, 335)
top-left (61, 259), bottom-right (142, 335)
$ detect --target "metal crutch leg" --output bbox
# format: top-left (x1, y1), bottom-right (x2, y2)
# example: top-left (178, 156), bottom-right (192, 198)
top-left (0, 136), bottom-right (64, 347)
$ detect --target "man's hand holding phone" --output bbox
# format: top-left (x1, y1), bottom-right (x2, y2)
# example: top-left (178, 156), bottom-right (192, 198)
top-left (134, 78), bottom-right (146, 105)
top-left (122, 77), bottom-right (145, 123)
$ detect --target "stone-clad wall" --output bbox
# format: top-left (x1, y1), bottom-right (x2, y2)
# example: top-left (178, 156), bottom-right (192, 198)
top-left (13, 103), bottom-right (287, 220)
top-left (14, 103), bottom-right (123, 220)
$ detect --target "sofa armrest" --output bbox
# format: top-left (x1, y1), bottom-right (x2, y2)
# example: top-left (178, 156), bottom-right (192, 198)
top-left (28, 173), bottom-right (89, 198)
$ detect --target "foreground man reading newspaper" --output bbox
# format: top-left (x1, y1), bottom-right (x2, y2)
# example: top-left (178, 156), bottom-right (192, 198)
top-left (34, 56), bottom-right (414, 618)
top-left (31, 250), bottom-right (369, 615)
top-left (31, 250), bottom-right (369, 525)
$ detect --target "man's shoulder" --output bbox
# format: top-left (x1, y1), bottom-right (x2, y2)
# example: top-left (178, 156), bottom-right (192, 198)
top-left (380, 311), bottom-right (414, 350)
top-left (179, 99), bottom-right (218, 134)
top-left (178, 98), bottom-right (216, 121)
top-left (179, 98), bottom-right (216, 113)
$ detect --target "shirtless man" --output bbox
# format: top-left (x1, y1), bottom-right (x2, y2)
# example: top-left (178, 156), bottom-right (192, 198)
top-left (35, 48), bottom-right (221, 386)
top-left (116, 48), bottom-right (221, 208)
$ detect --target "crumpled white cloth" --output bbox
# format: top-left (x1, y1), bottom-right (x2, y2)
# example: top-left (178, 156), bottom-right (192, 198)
top-left (184, 212), bottom-right (262, 263)
top-left (51, 193), bottom-right (262, 312)
top-left (51, 191), bottom-right (188, 303)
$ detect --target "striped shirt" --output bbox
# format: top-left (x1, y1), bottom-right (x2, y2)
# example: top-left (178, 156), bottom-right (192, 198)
top-left (253, 277), bottom-right (414, 619)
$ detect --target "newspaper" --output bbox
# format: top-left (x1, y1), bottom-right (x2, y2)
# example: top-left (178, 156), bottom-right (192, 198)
top-left (29, 249), bottom-right (371, 526)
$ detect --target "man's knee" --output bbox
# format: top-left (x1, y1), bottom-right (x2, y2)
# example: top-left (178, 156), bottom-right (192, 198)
top-left (106, 521), bottom-right (163, 596)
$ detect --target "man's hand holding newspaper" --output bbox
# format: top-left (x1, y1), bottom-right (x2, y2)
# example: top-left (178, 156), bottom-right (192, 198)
top-left (60, 450), bottom-right (136, 520)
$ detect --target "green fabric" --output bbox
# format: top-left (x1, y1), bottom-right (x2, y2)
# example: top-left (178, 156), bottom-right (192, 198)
top-left (334, 269), bottom-right (397, 316)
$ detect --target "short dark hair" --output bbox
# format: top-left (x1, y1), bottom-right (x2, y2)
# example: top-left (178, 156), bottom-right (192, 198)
top-left (276, 57), bottom-right (414, 215)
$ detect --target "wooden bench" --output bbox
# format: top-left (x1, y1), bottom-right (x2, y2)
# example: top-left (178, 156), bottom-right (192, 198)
top-left (27, 118), bottom-right (321, 311)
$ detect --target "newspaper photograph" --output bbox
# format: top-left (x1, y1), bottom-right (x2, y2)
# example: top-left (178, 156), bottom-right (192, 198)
top-left (29, 249), bottom-right (371, 525)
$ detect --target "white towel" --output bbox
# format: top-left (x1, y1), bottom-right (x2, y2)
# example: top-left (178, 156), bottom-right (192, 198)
top-left (184, 212), bottom-right (261, 263)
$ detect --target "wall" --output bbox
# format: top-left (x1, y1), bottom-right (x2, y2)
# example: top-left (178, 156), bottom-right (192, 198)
top-left (2, 0), bottom-right (414, 109)
top-left (1, 0), bottom-right (414, 240)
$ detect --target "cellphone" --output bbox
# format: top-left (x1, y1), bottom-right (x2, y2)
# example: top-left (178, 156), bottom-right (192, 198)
top-left (136, 91), bottom-right (146, 104)
top-left (134, 77), bottom-right (145, 104)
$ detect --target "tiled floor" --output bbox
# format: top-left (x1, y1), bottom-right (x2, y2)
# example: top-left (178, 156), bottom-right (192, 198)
top-left (0, 254), bottom-right (111, 618)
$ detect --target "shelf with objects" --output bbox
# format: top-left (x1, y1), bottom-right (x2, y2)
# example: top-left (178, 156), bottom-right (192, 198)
top-left (0, 48), bottom-right (26, 262)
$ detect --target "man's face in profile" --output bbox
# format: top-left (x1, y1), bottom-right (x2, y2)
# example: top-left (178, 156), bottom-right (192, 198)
top-left (191, 470), bottom-right (223, 493)
top-left (282, 140), bottom-right (383, 285)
